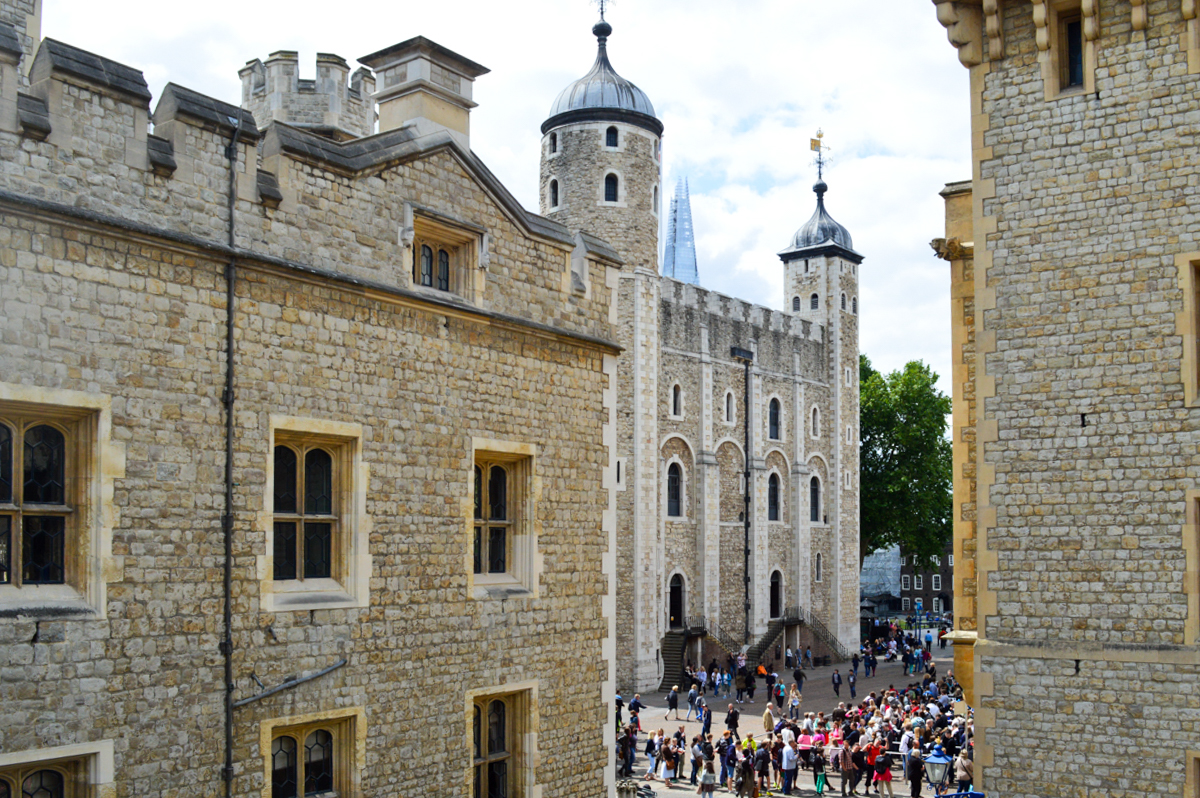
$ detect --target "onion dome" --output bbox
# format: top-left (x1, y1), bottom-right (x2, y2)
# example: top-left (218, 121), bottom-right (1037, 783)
top-left (778, 180), bottom-right (862, 263)
top-left (542, 20), bottom-right (662, 136)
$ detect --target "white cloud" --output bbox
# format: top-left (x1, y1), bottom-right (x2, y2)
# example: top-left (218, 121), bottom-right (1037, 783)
top-left (39, 0), bottom-right (971, 393)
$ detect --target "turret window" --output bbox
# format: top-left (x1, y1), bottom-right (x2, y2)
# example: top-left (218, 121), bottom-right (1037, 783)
top-left (768, 399), bottom-right (781, 440)
top-left (549, 180), bottom-right (559, 209)
top-left (852, 297), bottom-right (858, 314)
top-left (606, 126), bottom-right (618, 147)
top-left (549, 132), bottom-right (558, 154)
top-left (810, 294), bottom-right (819, 311)
top-left (810, 476), bottom-right (821, 523)
top-left (604, 174), bottom-right (619, 203)
top-left (841, 293), bottom-right (847, 311)
top-left (793, 296), bottom-right (800, 312)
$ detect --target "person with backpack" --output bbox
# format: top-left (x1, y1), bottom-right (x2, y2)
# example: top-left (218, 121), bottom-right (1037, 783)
top-left (873, 746), bottom-right (895, 797)
top-left (754, 738), bottom-right (772, 793)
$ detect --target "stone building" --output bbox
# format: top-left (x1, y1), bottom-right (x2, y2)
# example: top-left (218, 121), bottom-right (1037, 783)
top-left (539, 19), bottom-right (862, 693)
top-left (932, 1), bottom-right (1200, 796)
top-left (0, 4), bottom-right (624, 797)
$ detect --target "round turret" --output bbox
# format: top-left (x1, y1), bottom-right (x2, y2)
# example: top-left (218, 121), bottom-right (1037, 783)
top-left (539, 18), bottom-right (662, 273)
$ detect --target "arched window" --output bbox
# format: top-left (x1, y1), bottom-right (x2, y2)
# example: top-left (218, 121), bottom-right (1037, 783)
top-left (770, 570), bottom-right (782, 618)
top-left (669, 573), bottom-right (685, 629)
top-left (418, 244), bottom-right (434, 287)
top-left (810, 476), bottom-right (821, 523)
top-left (841, 293), bottom-right (847, 310)
top-left (725, 393), bottom-right (734, 423)
top-left (672, 384), bottom-right (682, 416)
top-left (549, 132), bottom-right (557, 153)
top-left (437, 249), bottom-right (450, 291)
top-left (793, 296), bottom-right (801, 312)
top-left (654, 185), bottom-right (659, 213)
top-left (606, 126), bottom-right (618, 147)
top-left (852, 297), bottom-right (858, 314)
top-left (20, 770), bottom-right (64, 798)
top-left (667, 463), bottom-right (682, 517)
top-left (816, 552), bottom-right (823, 582)
top-left (768, 473), bottom-right (780, 521)
top-left (768, 399), bottom-right (781, 440)
top-left (811, 407), bottom-right (820, 438)
top-left (474, 463), bottom-right (510, 574)
top-left (605, 173), bottom-right (619, 202)
top-left (304, 730), bottom-right (335, 794)
top-left (549, 179), bottom-right (559, 208)
top-left (810, 293), bottom-right (819, 310)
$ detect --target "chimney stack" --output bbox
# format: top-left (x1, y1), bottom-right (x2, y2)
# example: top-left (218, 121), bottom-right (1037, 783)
top-left (359, 36), bottom-right (488, 149)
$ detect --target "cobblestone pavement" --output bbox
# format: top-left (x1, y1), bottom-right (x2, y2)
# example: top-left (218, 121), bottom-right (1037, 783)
top-left (620, 648), bottom-right (954, 796)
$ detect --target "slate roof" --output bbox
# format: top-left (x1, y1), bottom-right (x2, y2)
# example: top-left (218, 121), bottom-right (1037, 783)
top-left (30, 39), bottom-right (151, 106)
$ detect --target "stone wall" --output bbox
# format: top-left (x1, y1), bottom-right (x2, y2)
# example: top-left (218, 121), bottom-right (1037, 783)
top-left (932, 1), bottom-right (1200, 794)
top-left (0, 25), bottom-right (621, 798)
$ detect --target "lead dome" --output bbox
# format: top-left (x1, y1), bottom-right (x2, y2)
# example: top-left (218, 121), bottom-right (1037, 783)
top-left (781, 180), bottom-right (858, 258)
top-left (542, 20), bottom-right (662, 136)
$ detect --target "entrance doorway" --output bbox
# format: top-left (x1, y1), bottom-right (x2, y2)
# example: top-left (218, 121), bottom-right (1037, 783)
top-left (770, 570), bottom-right (782, 618)
top-left (669, 574), bottom-right (685, 629)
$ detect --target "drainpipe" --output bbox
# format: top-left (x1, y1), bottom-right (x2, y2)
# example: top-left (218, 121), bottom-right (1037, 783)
top-left (221, 111), bottom-right (243, 798)
top-left (731, 346), bottom-right (754, 645)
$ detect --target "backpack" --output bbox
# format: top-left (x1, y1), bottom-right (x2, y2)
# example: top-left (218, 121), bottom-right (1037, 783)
top-left (876, 753), bottom-right (892, 774)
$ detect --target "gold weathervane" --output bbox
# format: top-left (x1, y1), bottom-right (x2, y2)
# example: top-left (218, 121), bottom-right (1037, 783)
top-left (594, 0), bottom-right (612, 20)
top-left (810, 129), bottom-right (831, 180)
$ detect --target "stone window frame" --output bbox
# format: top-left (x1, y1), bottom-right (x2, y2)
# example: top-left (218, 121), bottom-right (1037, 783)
top-left (852, 296), bottom-right (858, 315)
top-left (766, 395), bottom-right (784, 441)
top-left (406, 211), bottom-right (486, 304)
top-left (809, 474), bottom-right (823, 525)
top-left (723, 391), bottom-right (736, 427)
top-left (604, 125), bottom-right (619, 149)
top-left (467, 438), bottom-right (541, 600)
top-left (793, 296), bottom-right (801, 312)
top-left (1038, 0), bottom-right (1097, 100)
top-left (767, 470), bottom-right (782, 522)
top-left (1174, 253), bottom-right (1200, 408)
top-left (652, 183), bottom-right (660, 218)
top-left (0, 383), bottom-right (124, 620)
top-left (259, 416), bottom-right (370, 614)
top-left (548, 178), bottom-right (560, 210)
top-left (810, 293), bottom-right (819, 311)
top-left (669, 383), bottom-right (685, 420)
top-left (664, 456), bottom-right (688, 521)
top-left (546, 132), bottom-right (558, 157)
top-left (1185, 750), bottom-right (1200, 798)
top-left (258, 708), bottom-right (365, 798)
top-left (600, 170), bottom-right (627, 208)
top-left (841, 293), bottom-right (847, 311)
top-left (464, 680), bottom-right (539, 798)
top-left (0, 741), bottom-right (115, 798)
top-left (815, 552), bottom-right (823, 583)
top-left (811, 406), bottom-right (821, 439)
top-left (1183, 490), bottom-right (1200, 646)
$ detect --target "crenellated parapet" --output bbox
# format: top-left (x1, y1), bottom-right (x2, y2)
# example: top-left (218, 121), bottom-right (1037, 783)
top-left (240, 50), bottom-right (375, 141)
top-left (0, 29), bottom-right (622, 345)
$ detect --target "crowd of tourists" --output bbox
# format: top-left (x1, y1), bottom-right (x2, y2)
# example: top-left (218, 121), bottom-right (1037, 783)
top-left (615, 628), bottom-right (974, 797)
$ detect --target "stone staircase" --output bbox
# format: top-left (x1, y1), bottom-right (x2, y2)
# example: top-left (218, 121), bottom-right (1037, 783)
top-left (657, 630), bottom-right (687, 692)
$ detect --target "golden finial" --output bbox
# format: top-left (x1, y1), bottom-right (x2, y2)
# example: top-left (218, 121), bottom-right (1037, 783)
top-left (810, 129), bottom-right (831, 180)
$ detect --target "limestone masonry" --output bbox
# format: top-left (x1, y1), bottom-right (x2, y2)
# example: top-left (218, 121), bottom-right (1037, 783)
top-left (933, 1), bottom-right (1200, 796)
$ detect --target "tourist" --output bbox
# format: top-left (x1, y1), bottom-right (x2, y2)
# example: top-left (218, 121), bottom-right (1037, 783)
top-left (953, 745), bottom-right (973, 794)
top-left (832, 669), bottom-right (842, 697)
top-left (906, 749), bottom-right (923, 798)
top-left (781, 738), bottom-right (800, 795)
top-left (789, 684), bottom-right (803, 719)
top-left (698, 759), bottom-right (718, 794)
top-left (667, 685), bottom-right (681, 720)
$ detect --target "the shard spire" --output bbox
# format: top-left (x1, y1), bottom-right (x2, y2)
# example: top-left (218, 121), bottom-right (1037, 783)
top-left (662, 178), bottom-right (699, 285)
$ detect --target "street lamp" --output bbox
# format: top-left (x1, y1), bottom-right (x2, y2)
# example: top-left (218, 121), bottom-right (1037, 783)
top-left (922, 744), bottom-right (953, 795)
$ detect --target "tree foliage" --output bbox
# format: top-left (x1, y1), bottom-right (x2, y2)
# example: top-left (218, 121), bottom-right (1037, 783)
top-left (859, 355), bottom-right (952, 565)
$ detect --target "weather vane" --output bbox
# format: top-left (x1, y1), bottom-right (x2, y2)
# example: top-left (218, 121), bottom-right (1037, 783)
top-left (594, 0), bottom-right (612, 20)
top-left (810, 129), bottom-right (831, 180)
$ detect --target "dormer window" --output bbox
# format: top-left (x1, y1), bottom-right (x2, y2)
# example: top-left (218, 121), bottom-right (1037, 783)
top-left (606, 126), bottom-right (618, 147)
top-left (605, 174), bottom-right (619, 203)
top-left (411, 214), bottom-right (483, 302)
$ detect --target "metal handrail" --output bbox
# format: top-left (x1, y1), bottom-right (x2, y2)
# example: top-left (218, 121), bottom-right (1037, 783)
top-left (683, 614), bottom-right (742, 656)
top-left (782, 604), bottom-right (852, 660)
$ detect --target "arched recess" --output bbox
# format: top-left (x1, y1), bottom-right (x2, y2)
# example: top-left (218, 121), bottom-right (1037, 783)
top-left (764, 449), bottom-right (789, 525)
top-left (806, 454), bottom-right (828, 525)
top-left (661, 437), bottom-right (694, 521)
top-left (811, 406), bottom-right (821, 438)
top-left (767, 395), bottom-right (783, 441)
top-left (671, 383), bottom-right (683, 417)
top-left (723, 390), bottom-right (736, 424)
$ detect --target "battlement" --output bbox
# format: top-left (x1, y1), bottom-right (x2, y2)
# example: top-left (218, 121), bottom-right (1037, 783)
top-left (0, 32), bottom-right (621, 347)
top-left (240, 50), bottom-right (375, 141)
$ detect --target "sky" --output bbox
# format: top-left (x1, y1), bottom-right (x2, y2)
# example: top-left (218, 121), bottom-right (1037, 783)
top-left (40, 0), bottom-right (972, 395)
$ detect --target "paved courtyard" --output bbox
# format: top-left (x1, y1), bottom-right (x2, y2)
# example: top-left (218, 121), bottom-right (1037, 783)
top-left (621, 648), bottom-right (954, 795)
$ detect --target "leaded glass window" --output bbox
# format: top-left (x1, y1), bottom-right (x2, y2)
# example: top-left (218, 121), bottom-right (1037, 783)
top-left (0, 418), bottom-right (70, 588)
top-left (666, 463), bottom-right (682, 518)
top-left (768, 474), bottom-right (780, 521)
top-left (272, 444), bottom-right (337, 582)
top-left (474, 463), bottom-right (510, 574)
top-left (270, 720), bottom-right (350, 798)
top-left (272, 736), bottom-right (298, 798)
top-left (20, 770), bottom-right (63, 798)
top-left (605, 174), bottom-right (618, 202)
top-left (437, 249), bottom-right (450, 291)
top-left (418, 244), bottom-right (434, 287)
top-left (304, 731), bottom-right (334, 794)
top-left (606, 126), bottom-right (618, 147)
top-left (474, 698), bottom-right (512, 798)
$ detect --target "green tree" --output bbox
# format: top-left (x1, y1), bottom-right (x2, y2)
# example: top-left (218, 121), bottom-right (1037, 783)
top-left (859, 355), bottom-right (952, 565)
